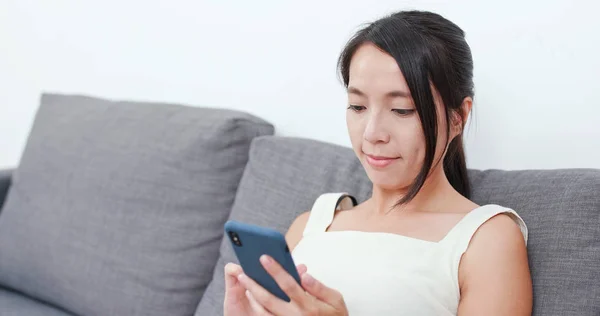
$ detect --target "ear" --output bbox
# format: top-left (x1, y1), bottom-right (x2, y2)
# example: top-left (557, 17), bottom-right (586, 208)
top-left (450, 97), bottom-right (473, 138)
top-left (461, 96), bottom-right (473, 120)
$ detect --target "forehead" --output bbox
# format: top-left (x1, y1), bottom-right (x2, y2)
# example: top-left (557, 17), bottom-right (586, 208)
top-left (348, 43), bottom-right (409, 92)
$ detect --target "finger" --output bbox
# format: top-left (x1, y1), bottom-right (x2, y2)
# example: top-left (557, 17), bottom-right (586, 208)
top-left (224, 263), bottom-right (243, 288)
top-left (224, 263), bottom-right (249, 306)
top-left (260, 255), bottom-right (307, 305)
top-left (237, 273), bottom-right (288, 315)
top-left (224, 263), bottom-right (247, 300)
top-left (246, 290), bottom-right (274, 316)
top-left (301, 273), bottom-right (345, 308)
top-left (297, 264), bottom-right (308, 276)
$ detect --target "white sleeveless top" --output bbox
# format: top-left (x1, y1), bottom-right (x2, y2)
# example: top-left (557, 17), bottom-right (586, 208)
top-left (291, 193), bottom-right (528, 316)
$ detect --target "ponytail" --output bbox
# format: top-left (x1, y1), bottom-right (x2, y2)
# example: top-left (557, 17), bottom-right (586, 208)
top-left (443, 136), bottom-right (471, 198)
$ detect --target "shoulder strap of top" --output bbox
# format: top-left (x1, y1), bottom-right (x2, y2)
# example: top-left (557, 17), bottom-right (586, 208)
top-left (302, 193), bottom-right (357, 237)
top-left (441, 204), bottom-right (528, 253)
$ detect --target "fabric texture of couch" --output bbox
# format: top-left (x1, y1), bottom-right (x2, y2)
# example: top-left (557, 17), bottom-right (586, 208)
top-left (0, 287), bottom-right (73, 316)
top-left (0, 94), bottom-right (273, 316)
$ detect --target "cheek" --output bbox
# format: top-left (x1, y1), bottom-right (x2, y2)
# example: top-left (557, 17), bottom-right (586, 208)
top-left (395, 120), bottom-right (425, 160)
top-left (405, 121), bottom-right (446, 171)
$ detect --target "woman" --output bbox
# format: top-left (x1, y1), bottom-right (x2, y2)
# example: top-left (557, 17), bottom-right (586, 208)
top-left (224, 10), bottom-right (532, 316)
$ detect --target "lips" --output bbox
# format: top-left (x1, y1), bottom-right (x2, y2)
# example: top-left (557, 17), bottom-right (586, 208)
top-left (365, 154), bottom-right (399, 168)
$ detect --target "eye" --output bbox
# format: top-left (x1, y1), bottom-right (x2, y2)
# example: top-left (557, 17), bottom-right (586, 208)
top-left (347, 105), bottom-right (366, 112)
top-left (392, 109), bottom-right (415, 116)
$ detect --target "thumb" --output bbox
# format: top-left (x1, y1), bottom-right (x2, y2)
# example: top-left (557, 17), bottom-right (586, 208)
top-left (301, 273), bottom-right (345, 308)
top-left (224, 263), bottom-right (243, 287)
top-left (224, 263), bottom-right (246, 299)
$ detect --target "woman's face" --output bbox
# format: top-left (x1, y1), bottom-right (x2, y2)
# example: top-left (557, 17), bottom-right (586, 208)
top-left (346, 43), bottom-right (452, 191)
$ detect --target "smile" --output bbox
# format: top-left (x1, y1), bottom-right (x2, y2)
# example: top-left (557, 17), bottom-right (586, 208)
top-left (365, 154), bottom-right (400, 168)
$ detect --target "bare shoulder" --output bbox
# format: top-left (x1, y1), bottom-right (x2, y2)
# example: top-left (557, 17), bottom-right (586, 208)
top-left (285, 211), bottom-right (311, 251)
top-left (473, 213), bottom-right (525, 247)
top-left (458, 213), bottom-right (532, 314)
top-left (464, 213), bottom-right (527, 264)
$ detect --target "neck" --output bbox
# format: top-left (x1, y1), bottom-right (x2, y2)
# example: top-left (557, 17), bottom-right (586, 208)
top-left (368, 166), bottom-right (455, 215)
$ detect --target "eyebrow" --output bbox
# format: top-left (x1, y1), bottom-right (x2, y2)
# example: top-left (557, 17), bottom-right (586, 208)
top-left (347, 86), bottom-right (411, 98)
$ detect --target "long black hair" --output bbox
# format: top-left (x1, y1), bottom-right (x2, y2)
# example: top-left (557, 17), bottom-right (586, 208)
top-left (338, 10), bottom-right (473, 206)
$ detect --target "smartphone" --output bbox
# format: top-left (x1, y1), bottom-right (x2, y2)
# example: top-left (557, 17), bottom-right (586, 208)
top-left (224, 220), bottom-right (301, 302)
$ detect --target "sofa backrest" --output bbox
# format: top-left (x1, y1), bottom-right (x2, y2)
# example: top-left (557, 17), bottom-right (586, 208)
top-left (0, 94), bottom-right (274, 316)
top-left (197, 135), bottom-right (600, 316)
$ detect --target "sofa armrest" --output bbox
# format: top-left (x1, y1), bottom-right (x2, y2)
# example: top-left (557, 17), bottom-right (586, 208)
top-left (0, 169), bottom-right (13, 210)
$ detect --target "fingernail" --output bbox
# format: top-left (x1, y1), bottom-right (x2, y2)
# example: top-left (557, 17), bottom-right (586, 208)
top-left (260, 255), bottom-right (272, 266)
top-left (303, 273), bottom-right (315, 286)
top-left (298, 264), bottom-right (308, 274)
top-left (237, 274), bottom-right (247, 282)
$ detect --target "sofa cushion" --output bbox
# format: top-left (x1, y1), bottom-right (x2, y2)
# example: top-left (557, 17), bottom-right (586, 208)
top-left (468, 168), bottom-right (600, 315)
top-left (196, 136), bottom-right (600, 316)
top-left (0, 287), bottom-right (74, 316)
top-left (0, 94), bottom-right (273, 316)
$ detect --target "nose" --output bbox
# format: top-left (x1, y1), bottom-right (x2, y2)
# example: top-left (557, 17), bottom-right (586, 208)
top-left (363, 112), bottom-right (390, 144)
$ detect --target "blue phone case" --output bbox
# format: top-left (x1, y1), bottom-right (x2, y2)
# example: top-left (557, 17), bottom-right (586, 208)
top-left (224, 220), bottom-right (301, 302)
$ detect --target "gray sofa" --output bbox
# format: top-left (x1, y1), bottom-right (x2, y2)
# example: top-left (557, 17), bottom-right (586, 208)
top-left (0, 94), bottom-right (599, 316)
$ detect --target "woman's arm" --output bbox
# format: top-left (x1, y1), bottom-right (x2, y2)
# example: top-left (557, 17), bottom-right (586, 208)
top-left (457, 214), bottom-right (533, 315)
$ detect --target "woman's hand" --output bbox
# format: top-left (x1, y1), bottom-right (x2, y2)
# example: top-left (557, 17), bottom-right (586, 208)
top-left (237, 255), bottom-right (349, 316)
top-left (224, 262), bottom-right (253, 316)
top-left (223, 262), bottom-right (309, 316)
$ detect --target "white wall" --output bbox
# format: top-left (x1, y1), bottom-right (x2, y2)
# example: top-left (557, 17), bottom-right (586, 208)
top-left (1, 0), bottom-right (599, 170)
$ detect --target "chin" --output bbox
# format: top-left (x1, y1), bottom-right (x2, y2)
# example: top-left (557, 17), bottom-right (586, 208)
top-left (366, 174), bottom-right (409, 191)
top-left (374, 182), bottom-right (407, 191)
